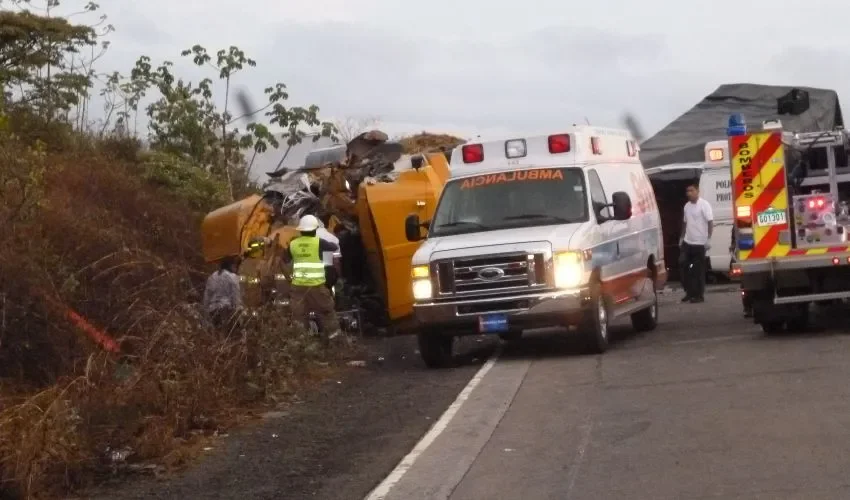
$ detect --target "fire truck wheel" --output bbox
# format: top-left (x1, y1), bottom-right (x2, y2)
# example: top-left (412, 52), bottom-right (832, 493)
top-left (761, 321), bottom-right (784, 335)
top-left (785, 304), bottom-right (810, 332)
top-left (580, 281), bottom-right (609, 354)
top-left (499, 330), bottom-right (523, 342)
top-left (417, 331), bottom-right (454, 369)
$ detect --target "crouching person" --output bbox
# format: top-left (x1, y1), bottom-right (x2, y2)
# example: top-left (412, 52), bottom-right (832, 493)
top-left (285, 215), bottom-right (342, 342)
top-left (203, 255), bottom-right (243, 334)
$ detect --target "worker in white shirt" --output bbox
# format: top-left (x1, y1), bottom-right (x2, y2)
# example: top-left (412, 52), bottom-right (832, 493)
top-left (203, 255), bottom-right (243, 331)
top-left (679, 183), bottom-right (713, 303)
top-left (317, 216), bottom-right (341, 293)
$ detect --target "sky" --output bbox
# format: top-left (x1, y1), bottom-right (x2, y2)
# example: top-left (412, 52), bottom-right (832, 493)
top-left (21, 0), bottom-right (850, 177)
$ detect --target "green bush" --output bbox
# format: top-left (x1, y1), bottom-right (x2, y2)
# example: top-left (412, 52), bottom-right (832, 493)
top-left (139, 151), bottom-right (230, 212)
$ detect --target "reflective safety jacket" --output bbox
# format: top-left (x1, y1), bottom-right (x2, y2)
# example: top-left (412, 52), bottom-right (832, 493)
top-left (289, 235), bottom-right (325, 286)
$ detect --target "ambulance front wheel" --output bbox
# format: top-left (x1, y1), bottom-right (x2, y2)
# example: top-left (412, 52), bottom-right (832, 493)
top-left (579, 281), bottom-right (609, 354)
top-left (417, 331), bottom-right (454, 369)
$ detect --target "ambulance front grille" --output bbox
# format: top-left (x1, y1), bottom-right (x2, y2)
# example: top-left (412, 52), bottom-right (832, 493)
top-left (435, 253), bottom-right (548, 296)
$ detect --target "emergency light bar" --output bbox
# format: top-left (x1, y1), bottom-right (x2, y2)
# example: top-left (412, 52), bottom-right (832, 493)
top-left (460, 135), bottom-right (573, 164)
top-left (452, 127), bottom-right (637, 169)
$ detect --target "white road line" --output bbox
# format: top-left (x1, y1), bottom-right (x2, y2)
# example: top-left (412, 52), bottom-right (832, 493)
top-left (364, 348), bottom-right (501, 500)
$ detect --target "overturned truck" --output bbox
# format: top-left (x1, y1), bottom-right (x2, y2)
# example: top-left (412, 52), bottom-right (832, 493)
top-left (200, 131), bottom-right (456, 333)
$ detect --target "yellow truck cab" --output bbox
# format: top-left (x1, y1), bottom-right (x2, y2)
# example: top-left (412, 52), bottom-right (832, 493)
top-left (404, 126), bottom-right (667, 367)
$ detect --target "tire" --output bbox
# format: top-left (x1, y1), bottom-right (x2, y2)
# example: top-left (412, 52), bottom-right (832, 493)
top-left (499, 330), bottom-right (523, 342)
top-left (580, 282), bottom-right (609, 354)
top-left (785, 304), bottom-right (810, 332)
top-left (631, 284), bottom-right (658, 332)
top-left (417, 332), bottom-right (454, 368)
top-left (761, 321), bottom-right (784, 335)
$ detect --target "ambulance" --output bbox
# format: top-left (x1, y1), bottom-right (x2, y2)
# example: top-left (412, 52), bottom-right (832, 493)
top-left (728, 115), bottom-right (850, 333)
top-left (646, 140), bottom-right (735, 280)
top-left (403, 126), bottom-right (667, 368)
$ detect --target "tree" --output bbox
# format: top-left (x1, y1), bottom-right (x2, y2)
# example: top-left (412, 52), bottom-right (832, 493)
top-left (136, 46), bottom-right (337, 201)
top-left (0, 0), bottom-right (114, 127)
top-left (333, 115), bottom-right (381, 144)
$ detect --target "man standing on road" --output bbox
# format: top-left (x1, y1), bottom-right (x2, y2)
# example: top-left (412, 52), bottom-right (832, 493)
top-left (285, 214), bottom-right (342, 340)
top-left (680, 183), bottom-right (713, 303)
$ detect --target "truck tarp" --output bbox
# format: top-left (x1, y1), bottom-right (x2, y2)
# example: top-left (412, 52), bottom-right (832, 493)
top-left (639, 83), bottom-right (844, 168)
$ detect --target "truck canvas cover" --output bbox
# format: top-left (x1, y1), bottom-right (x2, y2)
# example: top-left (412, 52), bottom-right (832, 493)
top-left (640, 83), bottom-right (844, 168)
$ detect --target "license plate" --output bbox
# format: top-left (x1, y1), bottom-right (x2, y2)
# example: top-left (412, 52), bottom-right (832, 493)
top-left (479, 314), bottom-right (509, 333)
top-left (757, 208), bottom-right (787, 226)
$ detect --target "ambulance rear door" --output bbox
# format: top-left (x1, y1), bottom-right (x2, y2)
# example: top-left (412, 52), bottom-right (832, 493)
top-left (699, 165), bottom-right (733, 272)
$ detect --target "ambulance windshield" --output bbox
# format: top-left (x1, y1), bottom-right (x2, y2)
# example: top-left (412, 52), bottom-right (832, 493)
top-left (430, 167), bottom-right (588, 237)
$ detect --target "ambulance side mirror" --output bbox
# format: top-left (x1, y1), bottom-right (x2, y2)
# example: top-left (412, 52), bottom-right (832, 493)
top-left (611, 192), bottom-right (632, 220)
top-left (405, 213), bottom-right (427, 241)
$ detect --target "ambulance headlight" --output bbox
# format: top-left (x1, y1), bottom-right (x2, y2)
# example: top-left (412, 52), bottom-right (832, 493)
top-left (554, 251), bottom-right (583, 288)
top-left (412, 279), bottom-right (432, 300)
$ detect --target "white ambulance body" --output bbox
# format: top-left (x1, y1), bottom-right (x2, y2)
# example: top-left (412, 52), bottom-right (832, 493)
top-left (403, 126), bottom-right (667, 368)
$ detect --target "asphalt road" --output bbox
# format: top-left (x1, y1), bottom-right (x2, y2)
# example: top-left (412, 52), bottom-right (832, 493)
top-left (375, 288), bottom-right (850, 500)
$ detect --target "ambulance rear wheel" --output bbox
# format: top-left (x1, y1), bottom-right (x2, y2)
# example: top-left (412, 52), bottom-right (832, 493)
top-left (417, 331), bottom-right (454, 369)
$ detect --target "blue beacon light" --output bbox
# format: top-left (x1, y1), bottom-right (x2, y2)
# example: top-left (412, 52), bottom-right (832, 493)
top-left (727, 113), bottom-right (747, 136)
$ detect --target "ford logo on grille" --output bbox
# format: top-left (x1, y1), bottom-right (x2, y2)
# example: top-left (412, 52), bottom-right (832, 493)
top-left (478, 267), bottom-right (505, 280)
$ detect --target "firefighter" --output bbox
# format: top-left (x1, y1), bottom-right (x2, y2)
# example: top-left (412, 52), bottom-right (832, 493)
top-left (285, 214), bottom-right (342, 339)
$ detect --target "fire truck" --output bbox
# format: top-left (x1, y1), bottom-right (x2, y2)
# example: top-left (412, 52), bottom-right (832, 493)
top-left (728, 114), bottom-right (850, 333)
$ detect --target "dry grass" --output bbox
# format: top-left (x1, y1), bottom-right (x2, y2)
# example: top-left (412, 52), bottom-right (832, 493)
top-left (0, 136), bottom-right (354, 499)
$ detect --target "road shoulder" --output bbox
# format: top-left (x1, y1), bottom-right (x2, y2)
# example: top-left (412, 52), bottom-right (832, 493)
top-left (85, 336), bottom-right (495, 500)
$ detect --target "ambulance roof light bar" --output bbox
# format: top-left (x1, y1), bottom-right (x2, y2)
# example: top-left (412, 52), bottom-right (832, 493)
top-left (452, 126), bottom-right (638, 169)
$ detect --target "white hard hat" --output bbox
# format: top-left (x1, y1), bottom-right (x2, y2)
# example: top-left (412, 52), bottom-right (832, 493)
top-left (296, 214), bottom-right (320, 231)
